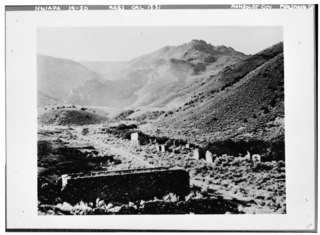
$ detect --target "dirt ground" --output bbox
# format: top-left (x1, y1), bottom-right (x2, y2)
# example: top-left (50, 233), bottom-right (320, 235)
top-left (38, 124), bottom-right (286, 215)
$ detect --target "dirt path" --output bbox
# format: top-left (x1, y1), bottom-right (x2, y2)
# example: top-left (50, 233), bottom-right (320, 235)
top-left (38, 125), bottom-right (286, 214)
top-left (108, 146), bottom-right (153, 168)
top-left (58, 126), bottom-right (154, 170)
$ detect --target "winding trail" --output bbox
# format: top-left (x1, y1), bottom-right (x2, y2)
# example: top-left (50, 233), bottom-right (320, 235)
top-left (62, 126), bottom-right (154, 169)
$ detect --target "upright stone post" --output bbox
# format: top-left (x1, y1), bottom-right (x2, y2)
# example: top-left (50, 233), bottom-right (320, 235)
top-left (193, 148), bottom-right (200, 160)
top-left (205, 150), bottom-right (213, 163)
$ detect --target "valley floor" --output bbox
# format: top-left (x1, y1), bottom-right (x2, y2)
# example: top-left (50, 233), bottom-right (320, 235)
top-left (38, 124), bottom-right (286, 215)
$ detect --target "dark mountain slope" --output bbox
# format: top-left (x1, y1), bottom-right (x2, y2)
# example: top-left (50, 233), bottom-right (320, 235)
top-left (144, 42), bottom-right (284, 145)
top-left (200, 42), bottom-right (283, 96)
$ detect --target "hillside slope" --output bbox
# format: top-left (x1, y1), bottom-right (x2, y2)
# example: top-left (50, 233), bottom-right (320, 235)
top-left (143, 42), bottom-right (284, 144)
top-left (38, 107), bottom-right (108, 126)
top-left (74, 40), bottom-right (249, 109)
top-left (37, 55), bottom-right (98, 105)
top-left (80, 61), bottom-right (126, 81)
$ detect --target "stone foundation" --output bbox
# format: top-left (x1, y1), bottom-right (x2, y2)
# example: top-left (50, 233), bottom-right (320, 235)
top-left (58, 167), bottom-right (189, 204)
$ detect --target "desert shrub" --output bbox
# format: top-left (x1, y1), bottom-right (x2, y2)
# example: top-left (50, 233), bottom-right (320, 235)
top-left (270, 97), bottom-right (277, 107)
top-left (252, 162), bottom-right (274, 172)
top-left (194, 164), bottom-right (213, 175)
top-left (206, 139), bottom-right (285, 162)
top-left (174, 139), bottom-right (186, 146)
top-left (165, 111), bottom-right (174, 117)
top-left (114, 110), bottom-right (134, 121)
top-left (268, 139), bottom-right (285, 161)
top-left (128, 124), bottom-right (137, 129)
top-left (106, 124), bottom-right (138, 139)
top-left (82, 128), bottom-right (89, 135)
top-left (206, 139), bottom-right (248, 157)
top-left (230, 157), bottom-right (243, 166)
top-left (163, 193), bottom-right (180, 202)
top-left (261, 106), bottom-right (270, 114)
top-left (277, 160), bottom-right (285, 168)
top-left (154, 136), bottom-right (169, 144)
top-left (68, 201), bottom-right (93, 215)
top-left (117, 124), bottom-right (130, 130)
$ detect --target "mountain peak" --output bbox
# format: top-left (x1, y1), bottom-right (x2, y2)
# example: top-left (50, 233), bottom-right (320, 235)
top-left (189, 39), bottom-right (209, 45)
top-left (187, 39), bottom-right (213, 51)
top-left (215, 45), bottom-right (236, 53)
top-left (186, 40), bottom-right (242, 56)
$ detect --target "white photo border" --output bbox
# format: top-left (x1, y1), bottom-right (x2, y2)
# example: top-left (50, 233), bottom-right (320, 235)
top-left (4, 2), bottom-right (317, 232)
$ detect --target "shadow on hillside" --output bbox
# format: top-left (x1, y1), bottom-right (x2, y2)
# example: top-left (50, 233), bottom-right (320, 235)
top-left (38, 140), bottom-right (120, 204)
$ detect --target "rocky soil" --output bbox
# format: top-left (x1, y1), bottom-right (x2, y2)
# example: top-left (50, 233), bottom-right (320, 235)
top-left (38, 124), bottom-right (286, 215)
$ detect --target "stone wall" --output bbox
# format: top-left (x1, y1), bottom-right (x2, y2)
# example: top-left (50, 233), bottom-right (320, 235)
top-left (59, 168), bottom-right (189, 204)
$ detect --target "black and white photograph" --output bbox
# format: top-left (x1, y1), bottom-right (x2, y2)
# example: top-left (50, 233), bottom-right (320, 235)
top-left (37, 26), bottom-right (286, 215)
top-left (5, 3), bottom-right (317, 231)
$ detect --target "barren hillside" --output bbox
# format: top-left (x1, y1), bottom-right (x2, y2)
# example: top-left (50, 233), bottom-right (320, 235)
top-left (142, 42), bottom-right (284, 144)
top-left (37, 55), bottom-right (98, 105)
top-left (38, 40), bottom-right (249, 109)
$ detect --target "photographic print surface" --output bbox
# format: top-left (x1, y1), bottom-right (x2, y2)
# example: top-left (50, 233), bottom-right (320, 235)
top-left (37, 26), bottom-right (285, 215)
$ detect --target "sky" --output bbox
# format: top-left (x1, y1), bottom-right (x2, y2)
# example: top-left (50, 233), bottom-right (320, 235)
top-left (37, 26), bottom-right (283, 62)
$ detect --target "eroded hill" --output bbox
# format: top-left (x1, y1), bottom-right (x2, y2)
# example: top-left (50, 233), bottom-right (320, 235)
top-left (38, 40), bottom-right (249, 109)
top-left (38, 107), bottom-right (109, 126)
top-left (142, 42), bottom-right (284, 144)
top-left (37, 55), bottom-right (98, 105)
